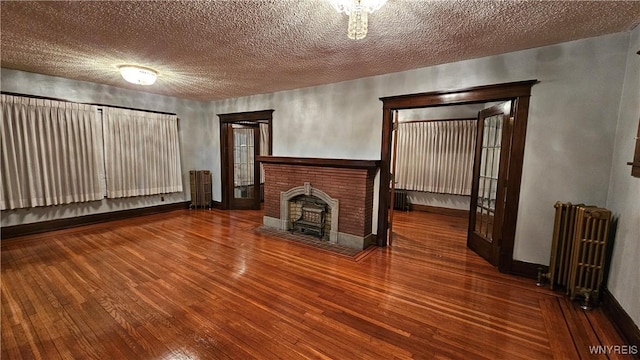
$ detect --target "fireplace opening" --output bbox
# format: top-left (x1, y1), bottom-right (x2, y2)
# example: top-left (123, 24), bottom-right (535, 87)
top-left (289, 195), bottom-right (331, 240)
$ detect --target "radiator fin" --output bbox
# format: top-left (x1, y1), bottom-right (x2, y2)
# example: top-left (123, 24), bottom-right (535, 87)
top-left (567, 206), bottom-right (611, 302)
top-left (547, 202), bottom-right (611, 304)
top-left (392, 189), bottom-right (409, 211)
top-left (549, 202), bottom-right (583, 291)
top-left (189, 170), bottom-right (212, 209)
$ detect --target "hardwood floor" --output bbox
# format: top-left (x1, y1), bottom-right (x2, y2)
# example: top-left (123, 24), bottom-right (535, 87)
top-left (1, 209), bottom-right (628, 359)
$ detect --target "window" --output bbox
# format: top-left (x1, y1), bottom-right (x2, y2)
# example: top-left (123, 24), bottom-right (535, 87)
top-left (0, 94), bottom-right (183, 210)
top-left (0, 95), bottom-right (103, 210)
top-left (102, 107), bottom-right (182, 198)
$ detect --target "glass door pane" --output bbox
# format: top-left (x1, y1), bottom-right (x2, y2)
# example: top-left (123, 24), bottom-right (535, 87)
top-left (468, 101), bottom-right (513, 266)
top-left (233, 126), bottom-right (255, 200)
top-left (474, 114), bottom-right (503, 242)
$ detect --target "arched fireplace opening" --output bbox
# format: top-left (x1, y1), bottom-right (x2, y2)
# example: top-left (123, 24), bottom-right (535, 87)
top-left (289, 195), bottom-right (331, 240)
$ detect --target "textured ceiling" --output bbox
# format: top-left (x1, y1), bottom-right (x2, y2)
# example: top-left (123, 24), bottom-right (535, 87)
top-left (1, 1), bottom-right (640, 101)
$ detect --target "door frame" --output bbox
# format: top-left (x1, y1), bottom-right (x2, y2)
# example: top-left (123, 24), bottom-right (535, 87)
top-left (377, 81), bottom-right (537, 273)
top-left (226, 123), bottom-right (261, 209)
top-left (218, 109), bottom-right (274, 210)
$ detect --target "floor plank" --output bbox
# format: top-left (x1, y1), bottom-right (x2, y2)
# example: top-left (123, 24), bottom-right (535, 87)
top-left (1, 209), bottom-right (628, 359)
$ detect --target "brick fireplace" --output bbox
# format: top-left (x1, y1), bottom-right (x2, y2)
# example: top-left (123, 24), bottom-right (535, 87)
top-left (257, 156), bottom-right (379, 250)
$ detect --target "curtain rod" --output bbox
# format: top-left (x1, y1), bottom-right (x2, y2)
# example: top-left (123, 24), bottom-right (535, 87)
top-left (1, 91), bottom-right (177, 116)
top-left (399, 117), bottom-right (477, 124)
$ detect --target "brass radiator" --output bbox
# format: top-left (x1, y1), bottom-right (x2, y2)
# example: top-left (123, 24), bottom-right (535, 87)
top-left (567, 206), bottom-right (611, 304)
top-left (546, 202), bottom-right (584, 291)
top-left (189, 170), bottom-right (212, 209)
top-left (539, 202), bottom-right (612, 309)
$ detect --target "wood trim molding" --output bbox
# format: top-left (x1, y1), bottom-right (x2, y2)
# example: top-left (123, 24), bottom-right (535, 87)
top-left (218, 110), bottom-right (274, 209)
top-left (497, 96), bottom-right (531, 274)
top-left (601, 288), bottom-right (640, 348)
top-left (380, 80), bottom-right (538, 110)
top-left (0, 91), bottom-right (178, 116)
top-left (377, 80), bottom-right (538, 277)
top-left (217, 109), bottom-right (274, 123)
top-left (257, 156), bottom-right (380, 170)
top-left (510, 260), bottom-right (548, 279)
top-left (630, 117), bottom-right (640, 178)
top-left (399, 117), bottom-right (477, 124)
top-left (1, 201), bottom-right (189, 239)
top-left (409, 204), bottom-right (468, 218)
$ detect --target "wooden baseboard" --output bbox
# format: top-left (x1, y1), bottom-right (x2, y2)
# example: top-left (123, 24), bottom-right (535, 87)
top-left (602, 288), bottom-right (640, 347)
top-left (1, 201), bottom-right (190, 239)
top-left (409, 204), bottom-right (468, 218)
top-left (510, 260), bottom-right (549, 279)
top-left (211, 200), bottom-right (223, 209)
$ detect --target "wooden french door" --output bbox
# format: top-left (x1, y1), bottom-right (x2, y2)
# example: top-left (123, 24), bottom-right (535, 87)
top-left (226, 123), bottom-right (261, 210)
top-left (388, 111), bottom-right (399, 245)
top-left (218, 110), bottom-right (273, 210)
top-left (468, 101), bottom-right (513, 266)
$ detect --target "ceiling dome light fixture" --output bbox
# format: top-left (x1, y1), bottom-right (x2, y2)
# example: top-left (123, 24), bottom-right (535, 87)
top-left (118, 65), bottom-right (158, 85)
top-left (330, 0), bottom-right (387, 40)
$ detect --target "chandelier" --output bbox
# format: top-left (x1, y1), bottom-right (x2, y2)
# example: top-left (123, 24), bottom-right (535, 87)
top-left (330, 0), bottom-right (387, 40)
top-left (118, 65), bottom-right (158, 86)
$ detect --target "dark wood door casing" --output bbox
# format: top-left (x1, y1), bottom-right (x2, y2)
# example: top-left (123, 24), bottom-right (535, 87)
top-left (630, 117), bottom-right (640, 177)
top-left (225, 124), bottom-right (261, 210)
top-left (378, 81), bottom-right (537, 274)
top-left (218, 110), bottom-right (274, 210)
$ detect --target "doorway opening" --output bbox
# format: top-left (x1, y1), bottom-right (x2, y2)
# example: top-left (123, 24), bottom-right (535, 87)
top-left (219, 110), bottom-right (273, 210)
top-left (391, 103), bottom-right (497, 223)
top-left (378, 81), bottom-right (537, 273)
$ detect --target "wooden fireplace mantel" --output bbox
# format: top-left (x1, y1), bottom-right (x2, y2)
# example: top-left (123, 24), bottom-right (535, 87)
top-left (257, 156), bottom-right (380, 170)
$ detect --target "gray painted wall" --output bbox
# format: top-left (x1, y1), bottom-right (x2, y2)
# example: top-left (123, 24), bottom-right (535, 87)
top-left (606, 26), bottom-right (640, 328)
top-left (398, 103), bottom-right (486, 121)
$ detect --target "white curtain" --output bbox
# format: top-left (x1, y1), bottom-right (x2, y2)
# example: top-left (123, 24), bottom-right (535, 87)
top-left (1, 95), bottom-right (103, 210)
top-left (102, 107), bottom-right (182, 198)
top-left (395, 120), bottom-right (477, 195)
